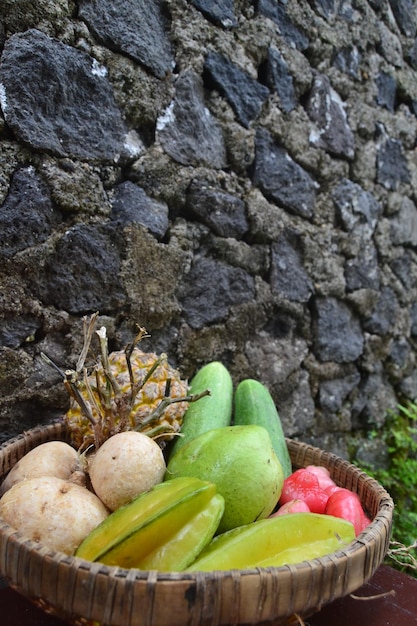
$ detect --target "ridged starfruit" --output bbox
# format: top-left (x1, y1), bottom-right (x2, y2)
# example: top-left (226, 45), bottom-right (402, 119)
top-left (186, 512), bottom-right (356, 571)
top-left (75, 476), bottom-right (224, 572)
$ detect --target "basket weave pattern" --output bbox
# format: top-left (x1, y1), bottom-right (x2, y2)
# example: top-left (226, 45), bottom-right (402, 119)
top-left (0, 423), bottom-right (393, 626)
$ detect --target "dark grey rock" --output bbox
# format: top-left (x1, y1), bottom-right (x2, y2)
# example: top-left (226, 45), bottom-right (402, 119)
top-left (363, 286), bottom-right (399, 335)
top-left (332, 46), bottom-right (361, 79)
top-left (306, 73), bottom-right (355, 159)
top-left (256, 0), bottom-right (309, 51)
top-left (244, 328), bottom-right (309, 387)
top-left (377, 21), bottom-right (403, 68)
top-left (191, 0), bottom-right (237, 27)
top-left (408, 39), bottom-right (417, 70)
top-left (390, 252), bottom-right (414, 289)
top-left (352, 371), bottom-right (397, 428)
top-left (252, 129), bottom-right (317, 219)
top-left (314, 297), bottom-right (364, 363)
top-left (37, 223), bottom-right (126, 314)
top-left (411, 302), bottom-right (417, 336)
top-left (270, 231), bottom-right (314, 303)
top-left (180, 255), bottom-right (255, 329)
top-left (204, 51), bottom-right (270, 128)
top-left (376, 125), bottom-right (410, 190)
top-left (305, 433), bottom-right (349, 459)
top-left (319, 371), bottom-right (361, 412)
top-left (0, 315), bottom-right (42, 349)
top-left (0, 329), bottom-right (70, 440)
top-left (314, 0), bottom-right (355, 20)
top-left (111, 181), bottom-right (169, 239)
top-left (333, 181), bottom-right (382, 294)
top-left (157, 70), bottom-right (227, 168)
top-left (0, 30), bottom-right (125, 160)
top-left (400, 368), bottom-right (417, 398)
top-left (263, 47), bottom-right (296, 113)
top-left (376, 71), bottom-right (397, 112)
top-left (369, 0), bottom-right (385, 12)
top-left (332, 179), bottom-right (381, 234)
top-left (0, 166), bottom-right (56, 259)
top-left (389, 197), bottom-right (417, 246)
top-left (389, 337), bottom-right (411, 370)
top-left (276, 369), bottom-right (316, 436)
top-left (78, 0), bottom-right (174, 78)
top-left (340, 0), bottom-right (356, 19)
top-left (310, 0), bottom-right (339, 20)
top-left (344, 243), bottom-right (380, 291)
top-left (389, 0), bottom-right (416, 37)
top-left (355, 438), bottom-right (390, 470)
top-left (186, 180), bottom-right (248, 238)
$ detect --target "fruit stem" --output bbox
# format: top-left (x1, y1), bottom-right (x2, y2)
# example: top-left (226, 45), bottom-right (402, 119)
top-left (124, 325), bottom-right (149, 405)
top-left (96, 326), bottom-right (121, 397)
top-left (123, 327), bottom-right (167, 414)
top-left (40, 348), bottom-right (101, 442)
top-left (143, 423), bottom-right (177, 439)
top-left (141, 353), bottom-right (167, 389)
top-left (125, 325), bottom-right (150, 363)
top-left (76, 312), bottom-right (100, 373)
top-left (40, 352), bottom-right (66, 378)
top-left (63, 370), bottom-right (98, 428)
top-left (80, 367), bottom-right (113, 448)
top-left (136, 389), bottom-right (211, 429)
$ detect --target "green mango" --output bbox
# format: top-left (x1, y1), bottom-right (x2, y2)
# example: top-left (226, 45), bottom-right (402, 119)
top-left (166, 425), bottom-right (284, 533)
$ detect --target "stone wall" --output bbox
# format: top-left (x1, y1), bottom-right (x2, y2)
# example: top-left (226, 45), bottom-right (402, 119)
top-left (1, 0), bottom-right (417, 461)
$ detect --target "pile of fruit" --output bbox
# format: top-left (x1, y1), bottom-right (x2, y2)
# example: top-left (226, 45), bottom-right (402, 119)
top-left (0, 314), bottom-right (370, 572)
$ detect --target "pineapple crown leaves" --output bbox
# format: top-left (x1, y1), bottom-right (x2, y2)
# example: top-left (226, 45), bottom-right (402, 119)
top-left (41, 312), bottom-right (210, 450)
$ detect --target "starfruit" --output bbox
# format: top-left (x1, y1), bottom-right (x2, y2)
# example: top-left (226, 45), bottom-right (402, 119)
top-left (76, 476), bottom-right (224, 571)
top-left (186, 512), bottom-right (356, 571)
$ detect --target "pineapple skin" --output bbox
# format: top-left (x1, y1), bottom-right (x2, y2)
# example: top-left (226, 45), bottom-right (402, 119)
top-left (64, 348), bottom-right (189, 450)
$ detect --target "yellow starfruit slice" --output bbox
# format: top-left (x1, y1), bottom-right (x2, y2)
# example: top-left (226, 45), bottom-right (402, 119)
top-left (186, 512), bottom-right (356, 571)
top-left (76, 476), bottom-right (224, 572)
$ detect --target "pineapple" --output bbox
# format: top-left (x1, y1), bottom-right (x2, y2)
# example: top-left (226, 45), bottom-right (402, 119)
top-left (48, 313), bottom-right (205, 451)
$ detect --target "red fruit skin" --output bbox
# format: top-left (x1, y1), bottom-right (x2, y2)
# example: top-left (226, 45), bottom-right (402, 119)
top-left (305, 465), bottom-right (337, 491)
top-left (279, 468), bottom-right (329, 514)
top-left (325, 488), bottom-right (371, 535)
top-left (272, 499), bottom-right (311, 516)
top-left (324, 484), bottom-right (341, 497)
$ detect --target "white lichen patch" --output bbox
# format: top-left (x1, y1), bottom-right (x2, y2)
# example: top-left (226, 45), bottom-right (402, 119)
top-left (156, 101), bottom-right (175, 132)
top-left (123, 129), bottom-right (145, 158)
top-left (91, 58), bottom-right (107, 78)
top-left (0, 83), bottom-right (8, 113)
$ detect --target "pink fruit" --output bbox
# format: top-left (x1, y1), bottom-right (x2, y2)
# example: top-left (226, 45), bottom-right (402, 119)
top-left (279, 468), bottom-right (329, 514)
top-left (325, 488), bottom-right (371, 535)
top-left (305, 465), bottom-right (337, 491)
top-left (272, 499), bottom-right (311, 516)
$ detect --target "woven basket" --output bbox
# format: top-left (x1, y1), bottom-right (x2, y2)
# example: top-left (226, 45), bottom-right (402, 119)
top-left (0, 422), bottom-right (393, 626)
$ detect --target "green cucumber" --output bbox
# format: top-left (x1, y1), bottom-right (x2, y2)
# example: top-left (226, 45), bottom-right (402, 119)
top-left (168, 361), bottom-right (233, 459)
top-left (233, 379), bottom-right (292, 477)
